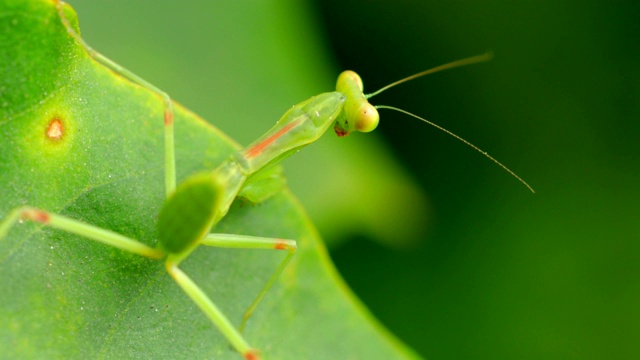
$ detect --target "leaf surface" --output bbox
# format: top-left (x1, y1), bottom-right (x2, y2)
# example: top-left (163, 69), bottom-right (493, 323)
top-left (0, 1), bottom-right (419, 359)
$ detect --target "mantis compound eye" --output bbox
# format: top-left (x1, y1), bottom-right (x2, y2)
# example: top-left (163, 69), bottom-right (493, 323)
top-left (354, 102), bottom-right (379, 133)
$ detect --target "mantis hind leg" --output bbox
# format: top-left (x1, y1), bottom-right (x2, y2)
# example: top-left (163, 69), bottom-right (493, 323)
top-left (203, 233), bottom-right (297, 332)
top-left (165, 260), bottom-right (260, 360)
top-left (0, 207), bottom-right (164, 259)
top-left (55, 1), bottom-right (177, 196)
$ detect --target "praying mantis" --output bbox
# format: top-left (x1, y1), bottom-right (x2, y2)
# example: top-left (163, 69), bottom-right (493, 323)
top-left (0, 1), bottom-right (534, 359)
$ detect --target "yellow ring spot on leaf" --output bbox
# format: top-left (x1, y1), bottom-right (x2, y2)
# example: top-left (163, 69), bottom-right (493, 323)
top-left (20, 90), bottom-right (77, 167)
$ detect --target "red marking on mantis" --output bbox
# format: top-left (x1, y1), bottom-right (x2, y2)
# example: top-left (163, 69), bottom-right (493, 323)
top-left (46, 118), bottom-right (64, 140)
top-left (245, 119), bottom-right (301, 159)
top-left (244, 350), bottom-right (260, 360)
top-left (23, 210), bottom-right (50, 224)
top-left (334, 124), bottom-right (349, 137)
top-left (274, 240), bottom-right (288, 250)
top-left (164, 109), bottom-right (174, 126)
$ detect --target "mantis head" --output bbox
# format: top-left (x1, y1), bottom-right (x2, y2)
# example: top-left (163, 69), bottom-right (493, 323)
top-left (331, 53), bottom-right (535, 193)
top-left (334, 70), bottom-right (379, 137)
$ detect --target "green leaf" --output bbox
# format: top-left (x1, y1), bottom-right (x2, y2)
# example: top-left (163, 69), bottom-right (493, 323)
top-left (0, 0), bottom-right (420, 358)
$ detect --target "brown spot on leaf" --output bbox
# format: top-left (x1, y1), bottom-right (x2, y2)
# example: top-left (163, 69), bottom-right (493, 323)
top-left (46, 118), bottom-right (64, 140)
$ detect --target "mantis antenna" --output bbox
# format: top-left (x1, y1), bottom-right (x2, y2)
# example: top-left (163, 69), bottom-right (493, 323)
top-left (366, 53), bottom-right (535, 193)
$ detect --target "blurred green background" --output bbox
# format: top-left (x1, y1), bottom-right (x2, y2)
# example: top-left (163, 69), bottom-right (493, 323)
top-left (72, 1), bottom-right (640, 359)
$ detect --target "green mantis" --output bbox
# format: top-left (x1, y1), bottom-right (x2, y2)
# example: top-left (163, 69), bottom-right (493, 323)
top-left (0, 1), bottom-right (534, 359)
